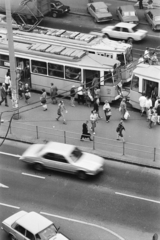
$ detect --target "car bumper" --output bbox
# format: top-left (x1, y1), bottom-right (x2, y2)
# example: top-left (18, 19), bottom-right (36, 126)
top-left (87, 166), bottom-right (104, 176)
top-left (97, 18), bottom-right (113, 23)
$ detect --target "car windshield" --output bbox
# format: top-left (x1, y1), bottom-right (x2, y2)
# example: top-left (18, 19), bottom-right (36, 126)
top-left (155, 16), bottom-right (160, 21)
top-left (37, 224), bottom-right (57, 240)
top-left (97, 8), bottom-right (108, 13)
top-left (70, 147), bottom-right (83, 162)
top-left (130, 11), bottom-right (135, 16)
top-left (55, 1), bottom-right (63, 8)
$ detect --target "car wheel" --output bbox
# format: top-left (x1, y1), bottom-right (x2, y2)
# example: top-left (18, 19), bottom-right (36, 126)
top-left (9, 235), bottom-right (16, 240)
top-left (127, 37), bottom-right (134, 42)
top-left (52, 12), bottom-right (57, 18)
top-left (104, 33), bottom-right (110, 39)
top-left (34, 163), bottom-right (43, 171)
top-left (77, 171), bottom-right (87, 180)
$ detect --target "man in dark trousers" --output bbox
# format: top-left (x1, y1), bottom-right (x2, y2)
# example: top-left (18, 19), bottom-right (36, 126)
top-left (139, 0), bottom-right (143, 9)
top-left (0, 83), bottom-right (8, 107)
top-left (80, 121), bottom-right (93, 141)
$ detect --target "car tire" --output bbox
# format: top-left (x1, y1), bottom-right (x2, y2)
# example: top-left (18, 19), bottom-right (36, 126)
top-left (104, 33), bottom-right (110, 39)
top-left (127, 37), bottom-right (134, 42)
top-left (34, 163), bottom-right (44, 171)
top-left (52, 12), bottom-right (58, 18)
top-left (77, 171), bottom-right (87, 180)
top-left (9, 235), bottom-right (16, 240)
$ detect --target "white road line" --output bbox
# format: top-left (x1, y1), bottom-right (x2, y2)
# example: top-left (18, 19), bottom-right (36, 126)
top-left (22, 172), bottom-right (45, 179)
top-left (0, 183), bottom-right (9, 188)
top-left (0, 202), bottom-right (20, 209)
top-left (40, 212), bottom-right (125, 240)
top-left (115, 192), bottom-right (160, 204)
top-left (0, 151), bottom-right (21, 158)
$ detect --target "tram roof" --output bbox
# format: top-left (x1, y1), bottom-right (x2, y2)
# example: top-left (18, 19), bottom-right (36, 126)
top-left (133, 64), bottom-right (160, 80)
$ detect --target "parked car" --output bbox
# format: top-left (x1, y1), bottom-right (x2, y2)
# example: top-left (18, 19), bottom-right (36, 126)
top-left (87, 1), bottom-right (113, 23)
top-left (116, 5), bottom-right (139, 24)
top-left (101, 22), bottom-right (147, 41)
top-left (2, 211), bottom-right (69, 240)
top-left (50, 0), bottom-right (70, 18)
top-left (19, 142), bottom-right (104, 180)
top-left (144, 9), bottom-right (160, 31)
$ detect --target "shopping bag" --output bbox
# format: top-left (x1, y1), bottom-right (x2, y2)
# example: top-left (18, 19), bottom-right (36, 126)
top-left (124, 111), bottom-right (130, 120)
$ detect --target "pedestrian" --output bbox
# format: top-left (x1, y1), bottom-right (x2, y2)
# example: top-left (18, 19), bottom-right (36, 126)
top-left (139, 0), bottom-right (143, 9)
top-left (145, 96), bottom-right (152, 121)
top-left (80, 121), bottom-right (93, 141)
top-left (147, 0), bottom-right (153, 8)
top-left (40, 89), bottom-right (47, 111)
top-left (103, 100), bottom-right (112, 122)
top-left (119, 98), bottom-right (127, 120)
top-left (85, 88), bottom-right (93, 107)
top-left (138, 54), bottom-right (144, 64)
top-left (116, 120), bottom-right (125, 142)
top-left (24, 83), bottom-right (31, 104)
top-left (151, 52), bottom-right (158, 65)
top-left (4, 70), bottom-right (11, 93)
top-left (90, 110), bottom-right (98, 135)
top-left (0, 83), bottom-right (8, 107)
top-left (70, 85), bottom-right (76, 107)
top-left (18, 81), bottom-right (24, 99)
top-left (144, 47), bottom-right (150, 64)
top-left (77, 84), bottom-right (84, 104)
top-left (56, 100), bottom-right (67, 124)
top-left (148, 107), bottom-right (156, 128)
top-left (154, 96), bottom-right (160, 109)
top-left (93, 98), bottom-right (101, 119)
top-left (50, 83), bottom-right (58, 104)
top-left (156, 100), bottom-right (160, 125)
top-left (8, 77), bottom-right (12, 99)
top-left (127, 38), bottom-right (133, 47)
top-left (92, 73), bottom-right (99, 96)
top-left (139, 93), bottom-right (146, 116)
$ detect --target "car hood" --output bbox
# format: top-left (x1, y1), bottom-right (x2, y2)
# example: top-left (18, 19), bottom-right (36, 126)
top-left (123, 16), bottom-right (139, 22)
top-left (58, 5), bottom-right (69, 11)
top-left (96, 12), bottom-right (112, 18)
top-left (2, 211), bottom-right (27, 227)
top-left (20, 144), bottom-right (44, 159)
top-left (75, 152), bottom-right (104, 171)
top-left (50, 233), bottom-right (69, 240)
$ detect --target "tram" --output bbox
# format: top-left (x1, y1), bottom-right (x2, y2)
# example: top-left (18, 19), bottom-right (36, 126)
top-left (0, 26), bottom-right (133, 82)
top-left (130, 64), bottom-right (160, 109)
top-left (0, 38), bottom-right (121, 103)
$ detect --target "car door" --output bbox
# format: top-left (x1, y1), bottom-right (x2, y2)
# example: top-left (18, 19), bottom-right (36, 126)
top-left (89, 4), bottom-right (96, 19)
top-left (111, 26), bottom-right (121, 38)
top-left (121, 27), bottom-right (130, 40)
top-left (146, 11), bottom-right (152, 24)
top-left (14, 224), bottom-right (26, 240)
top-left (42, 152), bottom-right (76, 173)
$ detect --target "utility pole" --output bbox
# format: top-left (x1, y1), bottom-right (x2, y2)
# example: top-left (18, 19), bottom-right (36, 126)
top-left (5, 0), bottom-right (19, 119)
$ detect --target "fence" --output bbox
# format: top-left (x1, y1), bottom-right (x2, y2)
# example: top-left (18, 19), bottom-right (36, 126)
top-left (1, 121), bottom-right (160, 163)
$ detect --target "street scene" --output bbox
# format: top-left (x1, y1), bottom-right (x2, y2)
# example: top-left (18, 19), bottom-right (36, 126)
top-left (0, 0), bottom-right (160, 240)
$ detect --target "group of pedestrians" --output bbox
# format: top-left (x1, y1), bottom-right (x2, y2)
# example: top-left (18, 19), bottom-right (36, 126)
top-left (136, 0), bottom-right (154, 9)
top-left (138, 48), bottom-right (159, 66)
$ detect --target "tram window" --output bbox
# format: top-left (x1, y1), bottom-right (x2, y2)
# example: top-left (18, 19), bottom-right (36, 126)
top-left (65, 66), bottom-right (81, 81)
top-left (0, 54), bottom-right (9, 67)
top-left (131, 75), bottom-right (139, 92)
top-left (31, 60), bottom-right (47, 75)
top-left (89, 51), bottom-right (95, 54)
top-left (48, 63), bottom-right (64, 78)
top-left (104, 71), bottom-right (113, 86)
top-left (117, 54), bottom-right (125, 66)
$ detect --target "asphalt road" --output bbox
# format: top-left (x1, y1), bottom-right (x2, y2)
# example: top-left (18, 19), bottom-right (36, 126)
top-left (0, 141), bottom-right (160, 240)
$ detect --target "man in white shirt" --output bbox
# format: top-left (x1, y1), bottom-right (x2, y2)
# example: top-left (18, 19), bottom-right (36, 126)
top-left (77, 84), bottom-right (84, 104)
top-left (139, 93), bottom-right (146, 116)
top-left (144, 47), bottom-right (150, 64)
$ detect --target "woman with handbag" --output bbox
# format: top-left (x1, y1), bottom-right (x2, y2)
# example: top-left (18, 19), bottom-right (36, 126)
top-left (40, 89), bottom-right (47, 111)
top-left (103, 100), bottom-right (112, 123)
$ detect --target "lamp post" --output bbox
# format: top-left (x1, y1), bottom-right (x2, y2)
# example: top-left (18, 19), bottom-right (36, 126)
top-left (5, 0), bottom-right (19, 119)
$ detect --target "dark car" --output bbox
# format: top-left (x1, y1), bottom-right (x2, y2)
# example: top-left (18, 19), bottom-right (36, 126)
top-left (144, 9), bottom-right (160, 31)
top-left (50, 0), bottom-right (70, 18)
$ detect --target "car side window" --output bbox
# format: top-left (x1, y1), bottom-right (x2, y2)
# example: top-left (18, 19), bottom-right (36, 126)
top-left (51, 3), bottom-right (56, 9)
top-left (90, 4), bottom-right (95, 12)
top-left (43, 152), bottom-right (56, 160)
top-left (26, 230), bottom-right (35, 240)
top-left (119, 8), bottom-right (122, 15)
top-left (52, 154), bottom-right (68, 163)
top-left (150, 13), bottom-right (153, 19)
top-left (114, 27), bottom-right (121, 31)
top-left (122, 28), bottom-right (129, 33)
top-left (15, 224), bottom-right (25, 236)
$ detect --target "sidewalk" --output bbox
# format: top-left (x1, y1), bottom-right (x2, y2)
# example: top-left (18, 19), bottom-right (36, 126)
top-left (0, 91), bottom-right (160, 169)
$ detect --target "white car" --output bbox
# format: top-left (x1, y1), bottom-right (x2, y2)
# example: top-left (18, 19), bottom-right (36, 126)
top-left (101, 22), bottom-right (147, 41)
top-left (20, 142), bottom-right (104, 179)
top-left (2, 211), bottom-right (68, 240)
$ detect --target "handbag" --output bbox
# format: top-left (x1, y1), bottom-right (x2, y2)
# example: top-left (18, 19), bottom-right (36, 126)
top-left (119, 107), bottom-right (121, 112)
top-left (41, 98), bottom-right (46, 104)
top-left (124, 111), bottom-right (130, 120)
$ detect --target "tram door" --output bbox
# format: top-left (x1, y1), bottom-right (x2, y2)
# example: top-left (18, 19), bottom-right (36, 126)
top-left (16, 57), bottom-right (31, 87)
top-left (142, 79), bottom-right (158, 98)
top-left (83, 69), bottom-right (100, 89)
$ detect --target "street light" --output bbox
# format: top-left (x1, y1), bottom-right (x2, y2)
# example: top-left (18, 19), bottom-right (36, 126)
top-left (5, 0), bottom-right (19, 119)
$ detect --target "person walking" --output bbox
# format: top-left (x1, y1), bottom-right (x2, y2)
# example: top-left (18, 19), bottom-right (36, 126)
top-left (156, 100), bottom-right (160, 125)
top-left (80, 121), bottom-right (93, 141)
top-left (56, 100), bottom-right (67, 124)
top-left (145, 96), bottom-right (152, 121)
top-left (116, 120), bottom-right (125, 142)
top-left (0, 83), bottom-right (8, 107)
top-left (103, 100), bottom-right (112, 122)
top-left (77, 84), bottom-right (84, 104)
top-left (70, 86), bottom-right (76, 107)
top-left (139, 93), bottom-right (146, 116)
top-left (90, 110), bottom-right (98, 135)
top-left (93, 98), bottom-right (101, 119)
top-left (4, 69), bottom-right (11, 93)
top-left (40, 89), bottom-right (47, 111)
top-left (119, 98), bottom-right (127, 120)
top-left (18, 81), bottom-right (24, 100)
top-left (144, 47), bottom-right (150, 64)
top-left (24, 83), bottom-right (31, 104)
top-left (50, 83), bottom-right (58, 104)
top-left (139, 0), bottom-right (143, 9)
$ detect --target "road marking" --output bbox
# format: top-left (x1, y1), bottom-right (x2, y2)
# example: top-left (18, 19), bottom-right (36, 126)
top-left (0, 202), bottom-right (20, 209)
top-left (22, 172), bottom-right (45, 179)
top-left (0, 183), bottom-right (9, 188)
top-left (115, 192), bottom-right (160, 204)
top-left (40, 212), bottom-right (125, 240)
top-left (0, 151), bottom-right (21, 158)
top-left (148, 34), bottom-right (160, 38)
